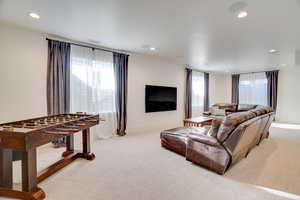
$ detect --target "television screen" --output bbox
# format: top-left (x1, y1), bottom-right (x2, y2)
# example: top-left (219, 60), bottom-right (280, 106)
top-left (145, 85), bottom-right (177, 112)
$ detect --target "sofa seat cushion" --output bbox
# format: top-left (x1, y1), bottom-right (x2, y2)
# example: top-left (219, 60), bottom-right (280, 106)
top-left (217, 111), bottom-right (256, 142)
top-left (186, 137), bottom-right (230, 174)
top-left (188, 133), bottom-right (219, 146)
top-left (161, 126), bottom-right (209, 138)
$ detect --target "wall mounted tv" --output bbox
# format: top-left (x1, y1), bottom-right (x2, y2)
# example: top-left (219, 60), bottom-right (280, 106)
top-left (145, 85), bottom-right (177, 113)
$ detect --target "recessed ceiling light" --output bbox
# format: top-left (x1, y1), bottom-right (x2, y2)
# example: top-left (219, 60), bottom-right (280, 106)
top-left (149, 47), bottom-right (156, 51)
top-left (269, 49), bottom-right (279, 53)
top-left (237, 11), bottom-right (248, 18)
top-left (29, 12), bottom-right (40, 19)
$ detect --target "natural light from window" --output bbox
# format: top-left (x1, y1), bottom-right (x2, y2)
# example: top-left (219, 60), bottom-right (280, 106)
top-left (71, 60), bottom-right (115, 91)
top-left (239, 72), bottom-right (268, 106)
top-left (192, 71), bottom-right (205, 117)
top-left (70, 45), bottom-right (116, 114)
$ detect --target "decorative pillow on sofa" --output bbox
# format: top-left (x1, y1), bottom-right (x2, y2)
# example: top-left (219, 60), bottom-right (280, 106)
top-left (208, 118), bottom-right (223, 137)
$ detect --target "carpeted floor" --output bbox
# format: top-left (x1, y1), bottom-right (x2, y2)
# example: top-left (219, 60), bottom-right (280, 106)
top-left (225, 123), bottom-right (300, 197)
top-left (3, 123), bottom-right (300, 200)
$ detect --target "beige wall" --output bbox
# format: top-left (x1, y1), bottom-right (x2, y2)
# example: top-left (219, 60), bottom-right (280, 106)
top-left (276, 66), bottom-right (300, 123)
top-left (127, 60), bottom-right (234, 133)
top-left (0, 23), bottom-right (232, 134)
top-left (0, 23), bottom-right (187, 133)
top-left (209, 68), bottom-right (300, 125)
top-left (127, 60), bottom-right (232, 133)
top-left (223, 67), bottom-right (300, 124)
top-left (127, 54), bottom-right (186, 133)
top-left (209, 72), bottom-right (231, 106)
top-left (0, 23), bottom-right (47, 123)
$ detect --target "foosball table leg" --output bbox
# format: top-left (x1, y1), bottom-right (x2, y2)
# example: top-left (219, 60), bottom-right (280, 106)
top-left (0, 149), bottom-right (13, 189)
top-left (78, 128), bottom-right (95, 160)
top-left (22, 149), bottom-right (45, 200)
top-left (0, 149), bottom-right (45, 200)
top-left (62, 135), bottom-right (74, 157)
top-left (22, 149), bottom-right (37, 192)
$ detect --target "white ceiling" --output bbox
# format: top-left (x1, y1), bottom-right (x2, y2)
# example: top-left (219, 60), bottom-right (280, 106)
top-left (0, 0), bottom-right (300, 72)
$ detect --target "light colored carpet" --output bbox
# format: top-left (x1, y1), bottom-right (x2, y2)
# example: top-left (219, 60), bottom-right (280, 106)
top-left (2, 123), bottom-right (300, 200)
top-left (226, 123), bottom-right (300, 196)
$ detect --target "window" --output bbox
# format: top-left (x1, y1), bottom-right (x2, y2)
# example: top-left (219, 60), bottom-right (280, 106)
top-left (239, 72), bottom-right (267, 106)
top-left (70, 45), bottom-right (116, 138)
top-left (70, 45), bottom-right (116, 114)
top-left (192, 71), bottom-right (205, 117)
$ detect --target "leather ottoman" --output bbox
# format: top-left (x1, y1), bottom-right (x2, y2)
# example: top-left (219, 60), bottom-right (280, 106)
top-left (160, 126), bottom-right (209, 156)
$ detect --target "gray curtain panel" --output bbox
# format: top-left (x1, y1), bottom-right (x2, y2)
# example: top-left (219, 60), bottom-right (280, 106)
top-left (185, 68), bottom-right (193, 119)
top-left (47, 39), bottom-right (71, 115)
top-left (232, 74), bottom-right (240, 104)
top-left (266, 70), bottom-right (279, 110)
top-left (204, 72), bottom-right (210, 112)
top-left (47, 39), bottom-right (71, 147)
top-left (113, 53), bottom-right (129, 136)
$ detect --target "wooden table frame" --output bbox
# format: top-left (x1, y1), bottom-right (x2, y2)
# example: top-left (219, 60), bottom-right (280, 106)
top-left (183, 116), bottom-right (213, 127)
top-left (0, 114), bottom-right (99, 200)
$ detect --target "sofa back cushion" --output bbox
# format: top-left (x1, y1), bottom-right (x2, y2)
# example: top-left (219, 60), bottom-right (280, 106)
top-left (224, 116), bottom-right (263, 163)
top-left (261, 106), bottom-right (273, 113)
top-left (210, 107), bottom-right (226, 116)
top-left (212, 103), bottom-right (233, 107)
top-left (212, 103), bottom-right (237, 110)
top-left (249, 108), bottom-right (267, 116)
top-left (217, 111), bottom-right (256, 142)
top-left (238, 104), bottom-right (257, 112)
top-left (249, 106), bottom-right (273, 116)
top-left (210, 104), bottom-right (238, 116)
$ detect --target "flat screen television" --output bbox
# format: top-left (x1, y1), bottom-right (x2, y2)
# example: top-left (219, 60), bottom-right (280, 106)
top-left (145, 85), bottom-right (177, 113)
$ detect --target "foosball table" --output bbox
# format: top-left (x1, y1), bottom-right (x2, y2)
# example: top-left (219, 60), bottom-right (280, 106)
top-left (0, 113), bottom-right (100, 200)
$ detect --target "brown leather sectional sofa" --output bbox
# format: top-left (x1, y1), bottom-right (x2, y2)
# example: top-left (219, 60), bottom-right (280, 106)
top-left (160, 105), bottom-right (275, 174)
top-left (210, 103), bottom-right (258, 116)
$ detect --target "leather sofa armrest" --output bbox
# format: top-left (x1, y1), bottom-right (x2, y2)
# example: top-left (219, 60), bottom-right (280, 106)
top-left (188, 133), bottom-right (219, 147)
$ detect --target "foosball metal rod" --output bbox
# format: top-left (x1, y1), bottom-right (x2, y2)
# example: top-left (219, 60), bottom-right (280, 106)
top-left (63, 125), bottom-right (81, 129)
top-left (42, 131), bottom-right (73, 136)
top-left (54, 128), bottom-right (80, 133)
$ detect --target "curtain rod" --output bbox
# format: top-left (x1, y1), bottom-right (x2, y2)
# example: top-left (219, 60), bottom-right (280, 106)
top-left (233, 69), bottom-right (279, 75)
top-left (187, 67), bottom-right (279, 75)
top-left (46, 38), bottom-right (130, 56)
top-left (185, 67), bottom-right (209, 73)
